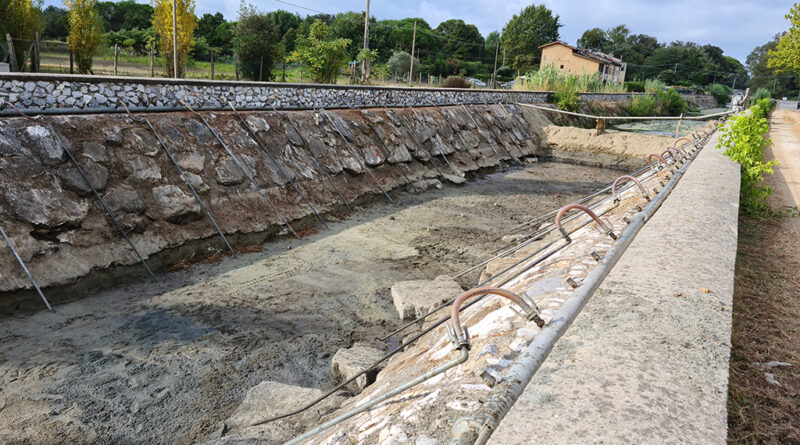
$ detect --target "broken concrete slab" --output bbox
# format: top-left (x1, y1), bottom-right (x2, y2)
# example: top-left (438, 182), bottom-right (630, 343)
top-left (225, 381), bottom-right (325, 432)
top-left (391, 275), bottom-right (463, 320)
top-left (331, 343), bottom-right (386, 393)
top-left (148, 185), bottom-right (202, 223)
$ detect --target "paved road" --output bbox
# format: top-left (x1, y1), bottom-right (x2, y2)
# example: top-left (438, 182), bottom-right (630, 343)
top-left (767, 103), bottom-right (800, 235)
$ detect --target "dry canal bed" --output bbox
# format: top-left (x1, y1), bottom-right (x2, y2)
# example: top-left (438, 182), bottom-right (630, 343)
top-left (0, 162), bottom-right (620, 444)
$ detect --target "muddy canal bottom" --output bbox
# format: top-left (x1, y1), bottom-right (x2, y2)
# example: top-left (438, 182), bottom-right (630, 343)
top-left (0, 162), bottom-right (620, 444)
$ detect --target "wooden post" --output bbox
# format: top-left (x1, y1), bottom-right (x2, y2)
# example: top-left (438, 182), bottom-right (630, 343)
top-left (259, 57), bottom-right (263, 81)
top-left (69, 50), bottom-right (74, 74)
top-left (408, 21), bottom-right (416, 86)
top-left (235, 56), bottom-right (239, 80)
top-left (6, 34), bottom-right (17, 71)
top-left (34, 32), bottom-right (40, 72)
top-left (113, 44), bottom-right (119, 75)
top-left (209, 50), bottom-right (214, 80)
top-left (282, 61), bottom-right (286, 82)
top-left (171, 0), bottom-right (178, 78)
top-left (149, 48), bottom-right (154, 77)
top-left (361, 0), bottom-right (370, 82)
top-left (595, 118), bottom-right (606, 136)
top-left (674, 113), bottom-right (683, 137)
top-left (491, 41), bottom-right (499, 89)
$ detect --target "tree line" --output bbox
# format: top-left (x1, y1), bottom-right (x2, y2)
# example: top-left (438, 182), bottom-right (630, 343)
top-left (1, 0), bottom-right (765, 91)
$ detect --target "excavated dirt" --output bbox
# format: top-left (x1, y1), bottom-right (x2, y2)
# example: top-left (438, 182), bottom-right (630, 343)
top-left (0, 161), bottom-right (620, 444)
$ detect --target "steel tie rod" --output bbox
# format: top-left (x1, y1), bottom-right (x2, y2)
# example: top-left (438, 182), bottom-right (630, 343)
top-left (180, 101), bottom-right (300, 239)
top-left (121, 103), bottom-right (236, 256)
top-left (483, 103), bottom-right (527, 159)
top-left (229, 104), bottom-right (329, 229)
top-left (459, 103), bottom-right (504, 162)
top-left (467, 103), bottom-right (521, 164)
top-left (320, 108), bottom-right (394, 203)
top-left (357, 107), bottom-right (414, 187)
top-left (269, 104), bottom-right (351, 210)
top-left (0, 224), bottom-right (52, 311)
top-left (497, 102), bottom-right (537, 144)
top-left (383, 107), bottom-right (447, 178)
top-left (406, 106), bottom-right (461, 177)
top-left (428, 103), bottom-right (482, 171)
top-left (3, 103), bottom-right (159, 281)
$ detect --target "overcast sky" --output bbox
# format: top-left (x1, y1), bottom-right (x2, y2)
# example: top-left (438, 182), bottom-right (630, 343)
top-left (45, 0), bottom-right (793, 62)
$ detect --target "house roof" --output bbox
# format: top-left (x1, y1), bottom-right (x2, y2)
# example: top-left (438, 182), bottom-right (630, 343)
top-left (538, 41), bottom-right (625, 67)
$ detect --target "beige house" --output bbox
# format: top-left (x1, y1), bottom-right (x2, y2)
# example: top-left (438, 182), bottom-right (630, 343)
top-left (539, 41), bottom-right (627, 84)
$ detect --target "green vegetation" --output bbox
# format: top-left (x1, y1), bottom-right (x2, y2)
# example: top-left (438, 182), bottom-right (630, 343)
top-left (514, 64), bottom-right (625, 93)
top-left (288, 20), bottom-right (350, 84)
top-left (65, 0), bottom-right (102, 73)
top-left (233, 2), bottom-right (280, 81)
top-left (751, 88), bottom-right (771, 102)
top-left (717, 101), bottom-right (778, 217)
top-left (553, 76), bottom-right (580, 111)
top-left (626, 87), bottom-right (686, 117)
top-left (500, 4), bottom-right (561, 71)
top-left (708, 83), bottom-right (732, 106)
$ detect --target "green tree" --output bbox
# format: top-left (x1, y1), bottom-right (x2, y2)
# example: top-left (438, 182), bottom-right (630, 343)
top-left (65, 0), bottom-right (102, 74)
top-left (0, 0), bottom-right (43, 70)
top-left (330, 10), bottom-right (369, 60)
top-left (289, 19), bottom-right (350, 84)
top-left (435, 19), bottom-right (484, 60)
top-left (386, 50), bottom-right (417, 77)
top-left (748, 33), bottom-right (797, 97)
top-left (95, 0), bottom-right (153, 31)
top-left (577, 27), bottom-right (607, 50)
top-left (42, 5), bottom-right (69, 39)
top-left (485, 30), bottom-right (500, 54)
top-left (642, 43), bottom-right (714, 86)
top-left (768, 3), bottom-right (800, 75)
top-left (233, 2), bottom-right (280, 81)
top-left (196, 12), bottom-right (225, 44)
top-left (500, 4), bottom-right (562, 71)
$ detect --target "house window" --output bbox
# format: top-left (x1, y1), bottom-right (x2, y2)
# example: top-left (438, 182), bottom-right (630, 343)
top-left (560, 65), bottom-right (564, 69)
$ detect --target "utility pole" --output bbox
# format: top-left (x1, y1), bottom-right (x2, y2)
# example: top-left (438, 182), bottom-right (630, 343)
top-left (361, 0), bottom-right (370, 82)
top-left (491, 41), bottom-right (499, 89)
top-left (732, 75), bottom-right (737, 92)
top-left (172, 0), bottom-right (178, 78)
top-left (502, 48), bottom-right (506, 66)
top-left (772, 78), bottom-right (777, 96)
top-left (409, 21), bottom-right (416, 86)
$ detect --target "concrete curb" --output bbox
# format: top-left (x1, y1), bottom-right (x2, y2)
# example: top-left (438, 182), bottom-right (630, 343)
top-left (489, 131), bottom-right (740, 444)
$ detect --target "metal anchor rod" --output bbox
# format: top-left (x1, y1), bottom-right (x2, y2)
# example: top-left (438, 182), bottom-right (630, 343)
top-left (269, 104), bottom-right (351, 210)
top-left (181, 102), bottom-right (300, 239)
top-left (497, 102), bottom-right (537, 143)
top-left (320, 108), bottom-right (394, 203)
top-left (0, 224), bottom-right (52, 311)
top-left (406, 106), bottom-right (461, 177)
top-left (229, 105), bottom-right (329, 229)
top-left (121, 103), bottom-right (235, 256)
top-left (482, 104), bottom-right (527, 159)
top-left (383, 107), bottom-right (447, 179)
top-left (44, 117), bottom-right (159, 280)
top-left (2, 103), bottom-right (159, 282)
top-left (469, 103), bottom-right (522, 164)
top-left (429, 103), bottom-right (483, 171)
top-left (356, 108), bottom-right (414, 187)
top-left (459, 103), bottom-right (504, 162)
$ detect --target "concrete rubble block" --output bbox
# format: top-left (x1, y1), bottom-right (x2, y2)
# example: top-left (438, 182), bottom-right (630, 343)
top-left (175, 152), bottom-right (206, 172)
top-left (391, 275), bottom-right (464, 320)
top-left (331, 343), bottom-right (387, 392)
top-left (129, 128), bottom-right (160, 156)
top-left (185, 172), bottom-right (210, 194)
top-left (184, 119), bottom-right (215, 144)
top-left (224, 381), bottom-right (325, 432)
top-left (361, 143), bottom-right (384, 166)
top-left (81, 141), bottom-right (109, 165)
top-left (56, 157), bottom-right (110, 196)
top-left (125, 154), bottom-right (162, 182)
top-left (149, 185), bottom-right (202, 223)
top-left (245, 115), bottom-right (270, 133)
top-left (20, 124), bottom-right (67, 166)
top-left (5, 187), bottom-right (89, 229)
top-left (215, 157), bottom-right (245, 186)
top-left (285, 123), bottom-right (304, 146)
top-left (103, 186), bottom-right (145, 214)
top-left (0, 126), bottom-right (25, 156)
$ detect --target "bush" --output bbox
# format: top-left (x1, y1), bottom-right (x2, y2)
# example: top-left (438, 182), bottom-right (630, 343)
top-left (708, 83), bottom-right (732, 107)
top-left (386, 51), bottom-right (418, 78)
top-left (654, 88), bottom-right (687, 116)
top-left (751, 88), bottom-right (771, 103)
top-left (717, 110), bottom-right (778, 217)
top-left (554, 76), bottom-right (580, 111)
top-left (443, 76), bottom-right (472, 89)
top-left (627, 94), bottom-right (656, 116)
top-left (751, 98), bottom-right (774, 120)
top-left (644, 79), bottom-right (666, 94)
top-left (625, 81), bottom-right (644, 92)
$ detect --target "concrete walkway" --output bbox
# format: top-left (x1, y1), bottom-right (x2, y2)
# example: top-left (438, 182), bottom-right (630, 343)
top-left (768, 104), bottom-right (800, 236)
top-left (490, 133), bottom-right (740, 443)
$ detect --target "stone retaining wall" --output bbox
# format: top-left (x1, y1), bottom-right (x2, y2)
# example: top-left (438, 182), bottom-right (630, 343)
top-left (0, 73), bottom-right (641, 113)
top-left (0, 103), bottom-right (538, 297)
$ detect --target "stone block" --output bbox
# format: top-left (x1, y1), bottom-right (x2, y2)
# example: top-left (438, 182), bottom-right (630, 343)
top-left (391, 275), bottom-right (463, 320)
top-left (330, 343), bottom-right (386, 392)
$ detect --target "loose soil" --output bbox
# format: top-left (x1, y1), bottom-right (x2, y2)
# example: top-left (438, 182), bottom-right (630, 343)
top-left (0, 162), bottom-right (619, 444)
top-left (727, 104), bottom-right (800, 444)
